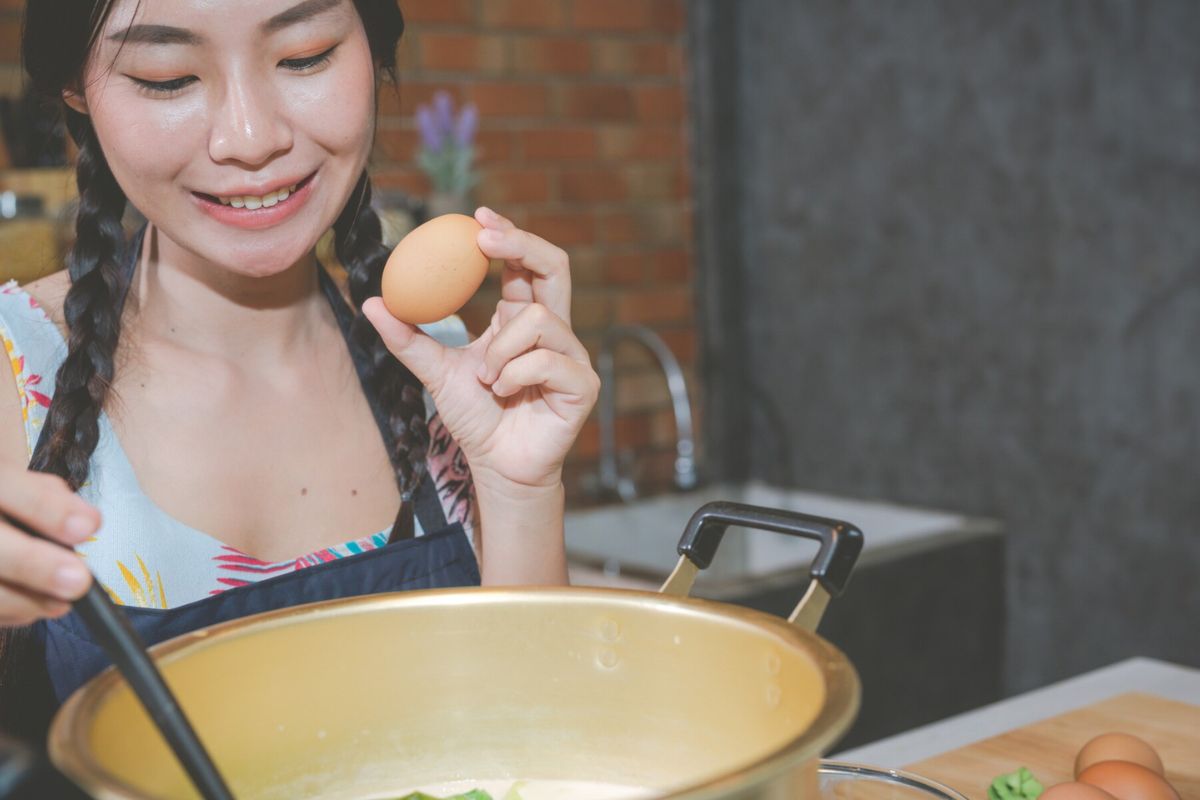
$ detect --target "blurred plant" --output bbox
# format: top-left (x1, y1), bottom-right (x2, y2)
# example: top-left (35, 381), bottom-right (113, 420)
top-left (415, 91), bottom-right (479, 195)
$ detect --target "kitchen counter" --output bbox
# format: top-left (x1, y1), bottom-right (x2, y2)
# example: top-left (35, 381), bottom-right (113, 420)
top-left (832, 656), bottom-right (1200, 767)
top-left (564, 481), bottom-right (1001, 586)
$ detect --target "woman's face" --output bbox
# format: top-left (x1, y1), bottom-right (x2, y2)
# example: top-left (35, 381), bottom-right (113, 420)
top-left (74, 0), bottom-right (376, 278)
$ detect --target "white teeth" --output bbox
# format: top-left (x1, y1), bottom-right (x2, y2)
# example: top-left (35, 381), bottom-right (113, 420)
top-left (217, 183), bottom-right (299, 208)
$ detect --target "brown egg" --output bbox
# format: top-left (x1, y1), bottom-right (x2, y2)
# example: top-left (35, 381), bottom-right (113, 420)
top-left (381, 213), bottom-right (489, 325)
top-left (1041, 783), bottom-right (1120, 800)
top-left (1075, 732), bottom-right (1165, 777)
top-left (1078, 761), bottom-right (1180, 800)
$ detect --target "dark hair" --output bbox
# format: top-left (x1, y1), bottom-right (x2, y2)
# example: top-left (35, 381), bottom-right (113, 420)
top-left (1, 0), bottom-right (421, 743)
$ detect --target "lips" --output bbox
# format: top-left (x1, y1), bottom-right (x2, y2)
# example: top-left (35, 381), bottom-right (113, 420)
top-left (194, 172), bottom-right (316, 206)
top-left (191, 171), bottom-right (318, 231)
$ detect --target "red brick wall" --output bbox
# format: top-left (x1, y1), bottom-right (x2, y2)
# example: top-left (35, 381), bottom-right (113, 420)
top-left (0, 0), bottom-right (698, 505)
top-left (380, 0), bottom-right (696, 505)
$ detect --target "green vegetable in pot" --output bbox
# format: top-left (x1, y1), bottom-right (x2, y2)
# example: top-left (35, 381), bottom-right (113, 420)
top-left (988, 767), bottom-right (1044, 800)
top-left (394, 791), bottom-right (494, 800)
top-left (394, 785), bottom-right (527, 800)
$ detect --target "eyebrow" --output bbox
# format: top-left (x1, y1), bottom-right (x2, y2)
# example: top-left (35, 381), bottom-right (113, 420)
top-left (107, 0), bottom-right (344, 46)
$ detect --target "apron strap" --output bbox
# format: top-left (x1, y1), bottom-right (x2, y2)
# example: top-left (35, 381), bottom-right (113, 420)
top-left (315, 261), bottom-right (445, 539)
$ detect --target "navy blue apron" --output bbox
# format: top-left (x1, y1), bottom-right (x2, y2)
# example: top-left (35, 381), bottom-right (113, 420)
top-left (30, 226), bottom-right (481, 706)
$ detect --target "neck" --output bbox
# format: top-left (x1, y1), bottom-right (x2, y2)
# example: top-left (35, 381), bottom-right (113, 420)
top-left (128, 224), bottom-right (336, 365)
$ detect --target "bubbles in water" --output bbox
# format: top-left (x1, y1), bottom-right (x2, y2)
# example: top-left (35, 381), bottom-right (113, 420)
top-left (599, 618), bottom-right (621, 643)
top-left (765, 684), bottom-right (782, 708)
top-left (317, 729), bottom-right (327, 740)
top-left (596, 648), bottom-right (621, 669)
top-left (765, 650), bottom-right (781, 676)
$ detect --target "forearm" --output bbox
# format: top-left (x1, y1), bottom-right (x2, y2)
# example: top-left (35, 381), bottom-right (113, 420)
top-left (473, 474), bottom-right (568, 586)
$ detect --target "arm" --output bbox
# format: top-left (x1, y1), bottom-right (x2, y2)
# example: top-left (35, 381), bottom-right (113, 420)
top-left (473, 475), bottom-right (567, 585)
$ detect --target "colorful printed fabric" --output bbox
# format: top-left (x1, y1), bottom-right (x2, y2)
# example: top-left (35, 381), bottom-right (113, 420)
top-left (0, 279), bottom-right (477, 609)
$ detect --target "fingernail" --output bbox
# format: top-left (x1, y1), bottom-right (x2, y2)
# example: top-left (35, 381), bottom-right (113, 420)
top-left (480, 229), bottom-right (503, 245)
top-left (65, 514), bottom-right (95, 541)
top-left (477, 362), bottom-right (489, 380)
top-left (55, 564), bottom-right (90, 597)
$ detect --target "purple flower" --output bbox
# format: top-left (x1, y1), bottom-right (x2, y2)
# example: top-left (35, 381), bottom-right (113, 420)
top-left (454, 103), bottom-right (478, 148)
top-left (416, 105), bottom-right (444, 151)
top-left (433, 90), bottom-right (455, 137)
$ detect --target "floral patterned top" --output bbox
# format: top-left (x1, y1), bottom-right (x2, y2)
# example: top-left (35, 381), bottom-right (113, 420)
top-left (0, 279), bottom-right (477, 609)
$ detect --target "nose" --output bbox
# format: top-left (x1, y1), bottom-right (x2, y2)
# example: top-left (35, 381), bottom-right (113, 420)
top-left (207, 70), bottom-right (293, 166)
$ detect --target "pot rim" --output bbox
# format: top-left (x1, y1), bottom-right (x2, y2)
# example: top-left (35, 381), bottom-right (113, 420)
top-left (50, 585), bottom-right (861, 800)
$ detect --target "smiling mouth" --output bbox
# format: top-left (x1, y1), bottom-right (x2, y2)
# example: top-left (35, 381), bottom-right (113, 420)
top-left (195, 172), bottom-right (316, 210)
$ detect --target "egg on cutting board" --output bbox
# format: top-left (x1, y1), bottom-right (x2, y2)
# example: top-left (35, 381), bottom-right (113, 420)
top-left (1076, 761), bottom-right (1180, 800)
top-left (381, 213), bottom-right (490, 325)
top-left (1041, 783), bottom-right (1120, 800)
top-left (1075, 732), bottom-right (1165, 777)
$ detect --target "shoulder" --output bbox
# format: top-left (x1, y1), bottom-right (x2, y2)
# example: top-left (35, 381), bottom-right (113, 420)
top-left (0, 272), bottom-right (70, 466)
top-left (21, 270), bottom-right (71, 335)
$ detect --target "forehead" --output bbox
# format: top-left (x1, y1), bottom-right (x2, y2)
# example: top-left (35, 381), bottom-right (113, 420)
top-left (100, 0), bottom-right (354, 39)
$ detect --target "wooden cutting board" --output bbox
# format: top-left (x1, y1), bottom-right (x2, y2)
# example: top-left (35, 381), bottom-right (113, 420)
top-left (905, 693), bottom-right (1199, 799)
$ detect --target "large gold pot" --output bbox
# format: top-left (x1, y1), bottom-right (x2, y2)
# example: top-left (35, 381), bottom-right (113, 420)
top-left (48, 503), bottom-right (864, 800)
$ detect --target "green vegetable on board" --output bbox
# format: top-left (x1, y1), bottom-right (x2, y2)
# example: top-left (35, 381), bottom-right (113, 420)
top-left (987, 767), bottom-right (1044, 800)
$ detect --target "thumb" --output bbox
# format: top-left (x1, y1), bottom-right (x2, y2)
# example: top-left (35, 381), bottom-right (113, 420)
top-left (362, 297), bottom-right (447, 389)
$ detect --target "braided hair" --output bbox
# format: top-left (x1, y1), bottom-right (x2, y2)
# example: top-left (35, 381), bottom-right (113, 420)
top-left (2, 0), bottom-right (417, 742)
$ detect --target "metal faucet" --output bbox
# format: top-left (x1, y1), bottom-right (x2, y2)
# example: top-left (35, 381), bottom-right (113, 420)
top-left (596, 325), bottom-right (698, 502)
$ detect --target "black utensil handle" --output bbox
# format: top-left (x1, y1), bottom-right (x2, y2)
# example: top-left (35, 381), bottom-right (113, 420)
top-left (0, 733), bottom-right (34, 799)
top-left (2, 515), bottom-right (235, 800)
top-left (73, 584), bottom-right (236, 800)
top-left (676, 501), bottom-right (863, 597)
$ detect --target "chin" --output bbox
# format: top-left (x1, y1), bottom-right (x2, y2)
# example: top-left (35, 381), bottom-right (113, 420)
top-left (184, 235), bottom-right (316, 281)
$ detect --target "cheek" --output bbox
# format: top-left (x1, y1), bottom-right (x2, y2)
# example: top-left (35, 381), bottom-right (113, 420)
top-left (88, 87), bottom-right (205, 203)
top-left (293, 47), bottom-right (377, 156)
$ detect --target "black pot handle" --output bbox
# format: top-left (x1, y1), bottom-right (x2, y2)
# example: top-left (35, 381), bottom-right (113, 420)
top-left (659, 501), bottom-right (864, 631)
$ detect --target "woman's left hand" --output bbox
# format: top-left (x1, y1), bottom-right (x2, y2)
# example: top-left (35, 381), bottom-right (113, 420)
top-left (363, 206), bottom-right (600, 493)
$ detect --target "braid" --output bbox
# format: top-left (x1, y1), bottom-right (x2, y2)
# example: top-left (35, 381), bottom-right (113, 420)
top-left (333, 172), bottom-right (429, 536)
top-left (28, 110), bottom-right (128, 489)
top-left (0, 110), bottom-right (128, 743)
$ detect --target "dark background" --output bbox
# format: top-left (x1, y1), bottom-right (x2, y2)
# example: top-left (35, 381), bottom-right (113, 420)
top-left (690, 0), bottom-right (1200, 694)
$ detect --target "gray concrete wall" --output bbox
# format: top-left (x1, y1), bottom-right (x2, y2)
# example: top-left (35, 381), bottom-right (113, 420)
top-left (690, 0), bottom-right (1200, 693)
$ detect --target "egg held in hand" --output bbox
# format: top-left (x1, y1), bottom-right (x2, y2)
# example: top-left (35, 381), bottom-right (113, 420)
top-left (381, 213), bottom-right (490, 325)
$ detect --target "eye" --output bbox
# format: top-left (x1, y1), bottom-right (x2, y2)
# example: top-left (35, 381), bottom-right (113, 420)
top-left (128, 75), bottom-right (197, 97)
top-left (280, 45), bottom-right (338, 72)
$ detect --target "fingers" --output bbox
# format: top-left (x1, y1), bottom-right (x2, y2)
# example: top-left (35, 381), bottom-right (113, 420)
top-left (475, 206), bottom-right (572, 324)
top-left (0, 465), bottom-right (100, 547)
top-left (489, 349), bottom-right (601, 407)
top-left (0, 582), bottom-right (72, 627)
top-left (0, 518), bottom-right (93, 601)
top-left (478, 303), bottom-right (589, 386)
top-left (362, 297), bottom-right (447, 390)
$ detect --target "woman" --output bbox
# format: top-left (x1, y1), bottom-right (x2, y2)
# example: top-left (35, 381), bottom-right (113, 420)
top-left (0, 0), bottom-right (598, 746)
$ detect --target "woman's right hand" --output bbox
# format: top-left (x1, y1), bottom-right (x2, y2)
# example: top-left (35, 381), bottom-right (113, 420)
top-left (0, 464), bottom-right (99, 626)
